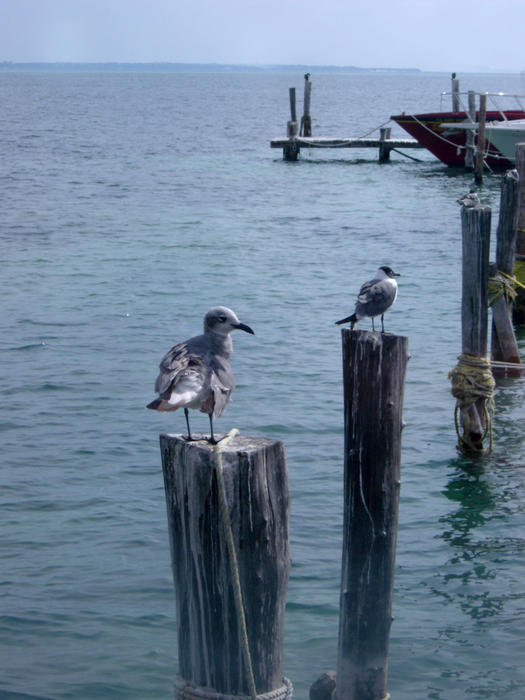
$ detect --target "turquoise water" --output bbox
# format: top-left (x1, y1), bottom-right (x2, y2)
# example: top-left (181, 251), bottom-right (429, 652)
top-left (1, 68), bottom-right (525, 699)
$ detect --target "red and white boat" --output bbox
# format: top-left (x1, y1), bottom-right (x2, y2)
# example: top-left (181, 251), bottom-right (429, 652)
top-left (391, 87), bottom-right (525, 168)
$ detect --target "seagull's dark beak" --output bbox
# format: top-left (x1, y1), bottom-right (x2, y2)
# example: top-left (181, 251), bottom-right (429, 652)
top-left (393, 272), bottom-right (401, 277)
top-left (234, 322), bottom-right (255, 335)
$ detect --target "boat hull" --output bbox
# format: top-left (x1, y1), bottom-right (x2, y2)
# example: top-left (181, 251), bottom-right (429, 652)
top-left (485, 120), bottom-right (525, 164)
top-left (390, 111), bottom-right (525, 168)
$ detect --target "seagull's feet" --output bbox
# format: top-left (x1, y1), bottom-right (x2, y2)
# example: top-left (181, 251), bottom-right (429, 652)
top-left (207, 434), bottom-right (227, 445)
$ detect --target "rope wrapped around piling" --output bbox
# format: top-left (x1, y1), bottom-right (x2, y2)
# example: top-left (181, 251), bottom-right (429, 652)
top-left (174, 676), bottom-right (294, 700)
top-left (488, 270), bottom-right (518, 306)
top-left (448, 354), bottom-right (495, 453)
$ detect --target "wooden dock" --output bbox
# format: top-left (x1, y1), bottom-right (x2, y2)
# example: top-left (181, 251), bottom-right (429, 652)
top-left (271, 77), bottom-right (422, 161)
top-left (270, 134), bottom-right (423, 161)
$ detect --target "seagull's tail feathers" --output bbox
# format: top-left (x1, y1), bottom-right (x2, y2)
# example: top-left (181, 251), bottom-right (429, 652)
top-left (146, 398), bottom-right (181, 412)
top-left (335, 313), bottom-right (357, 327)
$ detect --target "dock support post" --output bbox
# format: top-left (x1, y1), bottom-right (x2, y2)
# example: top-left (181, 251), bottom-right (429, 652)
top-left (337, 330), bottom-right (409, 700)
top-left (300, 74), bottom-right (312, 137)
top-left (449, 204), bottom-right (494, 454)
top-left (287, 87), bottom-right (298, 137)
top-left (379, 127), bottom-right (392, 163)
top-left (515, 143), bottom-right (525, 258)
top-left (160, 433), bottom-right (291, 699)
top-left (464, 91), bottom-right (476, 170)
top-left (283, 86), bottom-right (299, 160)
top-left (512, 144), bottom-right (525, 323)
top-left (490, 169), bottom-right (521, 367)
top-left (474, 93), bottom-right (487, 185)
top-left (452, 72), bottom-right (460, 112)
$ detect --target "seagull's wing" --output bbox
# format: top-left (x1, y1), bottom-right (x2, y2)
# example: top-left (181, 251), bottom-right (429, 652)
top-left (155, 341), bottom-right (207, 400)
top-left (363, 280), bottom-right (395, 311)
top-left (355, 278), bottom-right (396, 317)
top-left (356, 278), bottom-right (377, 303)
top-left (205, 356), bottom-right (234, 417)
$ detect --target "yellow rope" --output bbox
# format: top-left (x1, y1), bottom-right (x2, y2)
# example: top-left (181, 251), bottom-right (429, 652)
top-left (498, 268), bottom-right (525, 291)
top-left (488, 270), bottom-right (518, 305)
top-left (213, 429), bottom-right (258, 700)
top-left (449, 354), bottom-right (495, 454)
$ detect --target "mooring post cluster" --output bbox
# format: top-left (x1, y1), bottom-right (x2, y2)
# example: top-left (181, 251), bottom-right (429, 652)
top-left (450, 141), bottom-right (525, 454)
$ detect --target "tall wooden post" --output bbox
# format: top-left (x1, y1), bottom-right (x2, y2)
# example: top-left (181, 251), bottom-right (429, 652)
top-left (475, 93), bottom-right (487, 184)
top-left (464, 91), bottom-right (476, 170)
top-left (337, 330), bottom-right (409, 700)
top-left (451, 73), bottom-right (460, 112)
top-left (287, 87), bottom-right (298, 137)
top-left (300, 74), bottom-right (312, 137)
top-left (516, 143), bottom-right (525, 258)
top-left (160, 433), bottom-right (291, 699)
top-left (491, 169), bottom-right (520, 366)
top-left (449, 204), bottom-right (495, 454)
top-left (379, 127), bottom-right (392, 163)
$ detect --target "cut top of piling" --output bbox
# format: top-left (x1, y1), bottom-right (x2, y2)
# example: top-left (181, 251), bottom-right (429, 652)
top-left (160, 432), bottom-right (280, 454)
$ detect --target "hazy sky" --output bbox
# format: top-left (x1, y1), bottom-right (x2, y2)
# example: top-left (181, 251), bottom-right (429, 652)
top-left (1, 0), bottom-right (524, 73)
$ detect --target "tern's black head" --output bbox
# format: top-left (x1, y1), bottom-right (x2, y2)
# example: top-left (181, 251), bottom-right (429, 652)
top-left (380, 265), bottom-right (401, 278)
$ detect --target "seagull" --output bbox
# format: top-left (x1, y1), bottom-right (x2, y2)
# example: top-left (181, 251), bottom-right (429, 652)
top-left (146, 306), bottom-right (254, 444)
top-left (335, 265), bottom-right (400, 332)
top-left (457, 189), bottom-right (480, 207)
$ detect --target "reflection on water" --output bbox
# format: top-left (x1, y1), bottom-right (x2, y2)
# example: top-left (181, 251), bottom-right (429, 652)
top-left (439, 450), bottom-right (525, 621)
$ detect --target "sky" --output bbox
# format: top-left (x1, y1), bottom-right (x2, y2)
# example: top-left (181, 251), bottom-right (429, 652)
top-left (1, 0), bottom-right (524, 73)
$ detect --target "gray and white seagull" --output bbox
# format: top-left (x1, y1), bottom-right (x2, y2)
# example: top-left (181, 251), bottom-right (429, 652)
top-left (146, 306), bottom-right (254, 443)
top-left (335, 265), bottom-right (400, 332)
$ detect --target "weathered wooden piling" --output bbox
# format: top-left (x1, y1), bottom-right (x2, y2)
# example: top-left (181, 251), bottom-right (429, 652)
top-left (464, 90), bottom-right (476, 170)
top-left (337, 330), bottom-right (409, 700)
top-left (300, 74), bottom-right (312, 137)
top-left (451, 72), bottom-right (460, 112)
top-left (474, 93), bottom-right (487, 184)
top-left (287, 87), bottom-right (298, 137)
top-left (378, 127), bottom-right (392, 163)
top-left (490, 169), bottom-right (521, 368)
top-left (160, 433), bottom-right (291, 699)
top-left (449, 204), bottom-right (495, 454)
top-left (516, 143), bottom-right (525, 259)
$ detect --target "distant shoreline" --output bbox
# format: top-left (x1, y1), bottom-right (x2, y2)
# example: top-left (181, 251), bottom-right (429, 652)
top-left (0, 61), bottom-right (422, 74)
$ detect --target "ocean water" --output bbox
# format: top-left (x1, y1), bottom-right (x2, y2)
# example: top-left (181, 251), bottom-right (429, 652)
top-left (1, 67), bottom-right (525, 700)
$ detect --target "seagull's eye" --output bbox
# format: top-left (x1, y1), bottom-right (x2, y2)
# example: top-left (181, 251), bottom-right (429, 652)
top-left (218, 316), bottom-right (227, 323)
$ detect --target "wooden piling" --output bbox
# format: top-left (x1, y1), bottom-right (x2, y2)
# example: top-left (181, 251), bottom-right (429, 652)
top-left (160, 433), bottom-right (291, 699)
top-left (379, 127), bottom-right (392, 163)
top-left (287, 87), bottom-right (298, 137)
top-left (474, 93), bottom-right (487, 184)
top-left (337, 330), bottom-right (409, 700)
top-left (449, 204), bottom-right (495, 454)
top-left (451, 73), bottom-right (460, 112)
top-left (464, 91), bottom-right (476, 170)
top-left (491, 169), bottom-right (521, 367)
top-left (300, 75), bottom-right (312, 137)
top-left (515, 143), bottom-right (525, 259)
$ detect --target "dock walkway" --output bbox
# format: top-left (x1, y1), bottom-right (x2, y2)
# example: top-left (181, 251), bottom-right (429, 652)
top-left (270, 136), bottom-right (422, 150)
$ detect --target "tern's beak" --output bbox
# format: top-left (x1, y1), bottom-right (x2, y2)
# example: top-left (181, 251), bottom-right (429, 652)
top-left (234, 322), bottom-right (255, 335)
